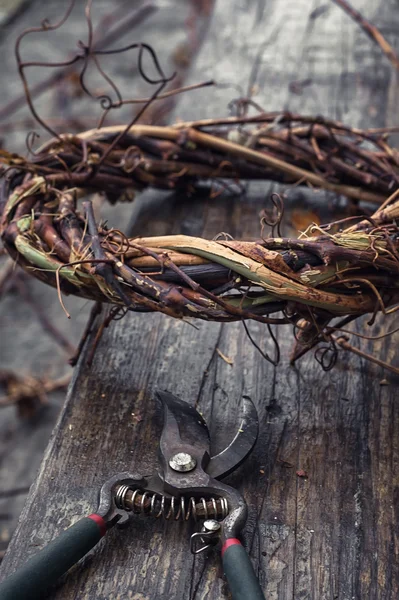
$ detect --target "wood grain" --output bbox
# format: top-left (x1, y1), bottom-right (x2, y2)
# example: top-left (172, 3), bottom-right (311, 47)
top-left (1, 0), bottom-right (399, 598)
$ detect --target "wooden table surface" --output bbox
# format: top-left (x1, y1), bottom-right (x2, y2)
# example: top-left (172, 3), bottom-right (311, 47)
top-left (1, 1), bottom-right (399, 599)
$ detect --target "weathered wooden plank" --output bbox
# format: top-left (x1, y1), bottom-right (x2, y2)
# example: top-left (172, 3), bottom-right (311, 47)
top-left (0, 0), bottom-right (199, 551)
top-left (1, 0), bottom-right (399, 599)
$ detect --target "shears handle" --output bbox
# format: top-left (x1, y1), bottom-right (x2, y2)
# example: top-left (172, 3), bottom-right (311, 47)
top-left (0, 514), bottom-right (107, 600)
top-left (222, 538), bottom-right (266, 600)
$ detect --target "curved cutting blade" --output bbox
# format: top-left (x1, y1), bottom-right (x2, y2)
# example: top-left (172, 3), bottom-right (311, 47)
top-left (156, 390), bottom-right (210, 454)
top-left (206, 396), bottom-right (259, 480)
top-left (156, 391), bottom-right (258, 481)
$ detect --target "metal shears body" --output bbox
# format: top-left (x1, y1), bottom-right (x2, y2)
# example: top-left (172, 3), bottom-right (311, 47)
top-left (0, 391), bottom-right (265, 600)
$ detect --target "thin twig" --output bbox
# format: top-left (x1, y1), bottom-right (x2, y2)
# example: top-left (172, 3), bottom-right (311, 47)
top-left (69, 301), bottom-right (102, 366)
top-left (333, 335), bottom-right (399, 376)
top-left (331, 0), bottom-right (399, 70)
top-left (0, 1), bottom-right (158, 123)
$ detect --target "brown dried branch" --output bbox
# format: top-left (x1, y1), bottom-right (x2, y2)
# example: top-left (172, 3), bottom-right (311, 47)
top-left (332, 335), bottom-right (399, 376)
top-left (331, 0), bottom-right (399, 71)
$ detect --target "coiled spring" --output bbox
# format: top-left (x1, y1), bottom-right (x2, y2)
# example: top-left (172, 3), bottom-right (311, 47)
top-left (115, 485), bottom-right (228, 522)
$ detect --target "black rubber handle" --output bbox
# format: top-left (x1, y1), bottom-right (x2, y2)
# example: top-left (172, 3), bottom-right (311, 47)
top-left (0, 514), bottom-right (106, 600)
top-left (222, 538), bottom-right (266, 600)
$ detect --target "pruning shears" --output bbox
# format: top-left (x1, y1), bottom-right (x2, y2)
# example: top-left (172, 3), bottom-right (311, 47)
top-left (0, 391), bottom-right (265, 600)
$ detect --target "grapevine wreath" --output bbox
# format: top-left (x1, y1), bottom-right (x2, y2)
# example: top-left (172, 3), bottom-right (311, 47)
top-left (1, 112), bottom-right (399, 371)
top-left (0, 0), bottom-right (399, 372)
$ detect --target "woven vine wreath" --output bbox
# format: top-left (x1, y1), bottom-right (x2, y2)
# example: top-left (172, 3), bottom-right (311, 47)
top-left (1, 113), bottom-right (399, 368)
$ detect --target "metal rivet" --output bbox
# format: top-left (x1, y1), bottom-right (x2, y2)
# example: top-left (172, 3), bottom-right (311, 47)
top-left (169, 452), bottom-right (197, 472)
top-left (203, 519), bottom-right (221, 532)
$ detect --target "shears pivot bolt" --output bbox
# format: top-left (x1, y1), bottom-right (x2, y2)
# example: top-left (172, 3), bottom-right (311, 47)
top-left (169, 452), bottom-right (197, 472)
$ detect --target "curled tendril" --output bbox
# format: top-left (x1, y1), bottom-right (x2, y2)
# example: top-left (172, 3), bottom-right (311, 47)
top-left (98, 95), bottom-right (113, 111)
top-left (242, 320), bottom-right (280, 366)
top-left (94, 44), bottom-right (176, 171)
top-left (260, 192), bottom-right (285, 238)
top-left (14, 0), bottom-right (77, 140)
top-left (108, 306), bottom-right (129, 322)
top-left (120, 146), bottom-right (143, 174)
top-left (77, 0), bottom-right (123, 113)
top-left (12, 0), bottom-right (213, 173)
top-left (14, 0), bottom-right (177, 150)
top-left (314, 340), bottom-right (338, 371)
top-left (25, 131), bottom-right (41, 156)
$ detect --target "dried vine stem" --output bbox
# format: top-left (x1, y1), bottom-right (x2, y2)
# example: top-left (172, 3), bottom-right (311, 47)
top-left (331, 0), bottom-right (399, 71)
top-left (0, 1), bottom-right (158, 124)
top-left (1, 112), bottom-right (398, 207)
top-left (1, 120), bottom-right (399, 368)
top-left (333, 336), bottom-right (399, 376)
top-left (1, 1), bottom-right (399, 370)
top-left (1, 94), bottom-right (399, 366)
